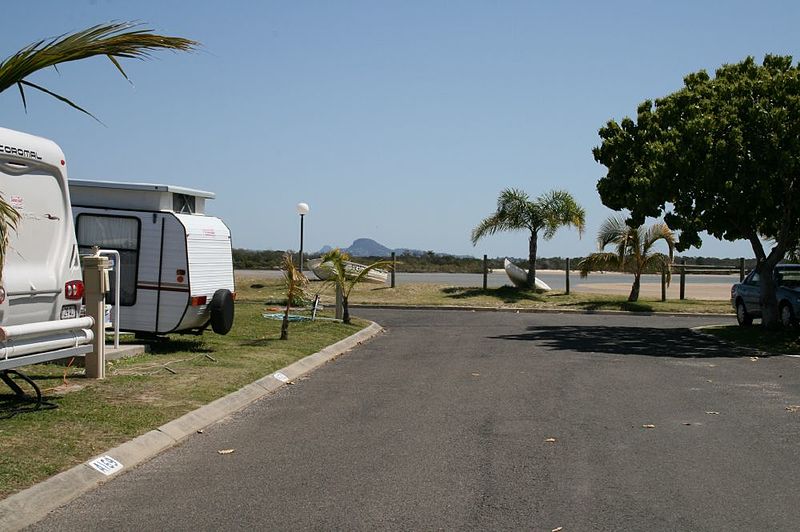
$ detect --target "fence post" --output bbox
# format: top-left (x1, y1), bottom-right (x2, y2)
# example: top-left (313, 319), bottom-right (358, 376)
top-left (391, 252), bottom-right (396, 288)
top-left (565, 257), bottom-right (570, 295)
top-left (739, 257), bottom-right (745, 282)
top-left (483, 254), bottom-right (488, 290)
top-left (661, 267), bottom-right (667, 302)
top-left (82, 254), bottom-right (109, 379)
top-left (679, 258), bottom-right (686, 300)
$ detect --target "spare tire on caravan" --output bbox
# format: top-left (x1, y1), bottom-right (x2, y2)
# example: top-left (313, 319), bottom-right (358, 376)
top-left (69, 180), bottom-right (235, 336)
top-left (0, 127), bottom-right (94, 369)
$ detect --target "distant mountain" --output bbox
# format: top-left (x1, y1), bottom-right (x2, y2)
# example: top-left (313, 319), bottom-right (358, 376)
top-left (345, 238), bottom-right (392, 257)
top-left (316, 238), bottom-right (427, 257)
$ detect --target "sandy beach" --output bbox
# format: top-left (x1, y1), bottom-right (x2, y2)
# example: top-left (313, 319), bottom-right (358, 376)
top-left (236, 269), bottom-right (735, 301)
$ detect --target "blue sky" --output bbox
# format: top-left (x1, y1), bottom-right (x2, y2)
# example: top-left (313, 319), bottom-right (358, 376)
top-left (2, 1), bottom-right (797, 258)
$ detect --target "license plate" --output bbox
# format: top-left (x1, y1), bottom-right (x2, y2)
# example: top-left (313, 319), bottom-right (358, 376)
top-left (60, 305), bottom-right (77, 319)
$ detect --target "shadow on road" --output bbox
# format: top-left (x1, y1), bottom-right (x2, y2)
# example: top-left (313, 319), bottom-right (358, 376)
top-left (489, 325), bottom-right (758, 358)
top-left (442, 286), bottom-right (543, 304)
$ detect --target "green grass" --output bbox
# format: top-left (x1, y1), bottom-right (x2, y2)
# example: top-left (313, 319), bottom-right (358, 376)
top-left (237, 277), bottom-right (732, 314)
top-left (0, 300), bottom-right (366, 499)
top-left (701, 325), bottom-right (800, 355)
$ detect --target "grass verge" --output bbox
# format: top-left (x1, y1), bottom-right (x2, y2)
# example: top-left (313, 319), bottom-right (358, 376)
top-left (0, 300), bottom-right (366, 499)
top-left (239, 277), bottom-right (733, 314)
top-left (700, 325), bottom-right (800, 355)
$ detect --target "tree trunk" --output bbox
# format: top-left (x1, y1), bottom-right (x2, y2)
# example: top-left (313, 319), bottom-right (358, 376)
top-left (628, 274), bottom-right (641, 302)
top-left (756, 259), bottom-right (782, 330)
top-left (342, 295), bottom-right (350, 324)
top-left (527, 231), bottom-right (538, 289)
top-left (749, 235), bottom-right (785, 330)
top-left (280, 310), bottom-right (289, 340)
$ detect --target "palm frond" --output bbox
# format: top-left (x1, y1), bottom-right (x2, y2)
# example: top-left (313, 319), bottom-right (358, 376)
top-left (642, 222), bottom-right (675, 259)
top-left (471, 213), bottom-right (517, 244)
top-left (0, 195), bottom-right (20, 281)
top-left (538, 190), bottom-right (586, 239)
top-left (597, 216), bottom-right (630, 249)
top-left (281, 252), bottom-right (309, 300)
top-left (471, 188), bottom-right (532, 244)
top-left (577, 252), bottom-right (621, 278)
top-left (0, 21), bottom-right (198, 118)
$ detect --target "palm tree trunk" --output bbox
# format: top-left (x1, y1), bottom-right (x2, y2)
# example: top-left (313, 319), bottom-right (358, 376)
top-left (280, 309), bottom-right (290, 340)
top-left (342, 295), bottom-right (350, 324)
top-left (628, 274), bottom-right (641, 302)
top-left (527, 231), bottom-right (538, 289)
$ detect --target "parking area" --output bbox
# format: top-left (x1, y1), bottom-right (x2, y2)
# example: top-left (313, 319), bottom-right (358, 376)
top-left (31, 309), bottom-right (800, 531)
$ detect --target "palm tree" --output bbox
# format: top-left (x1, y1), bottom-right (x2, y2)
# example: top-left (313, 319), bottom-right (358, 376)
top-left (319, 249), bottom-right (392, 324)
top-left (280, 252), bottom-right (309, 340)
top-left (471, 188), bottom-right (585, 288)
top-left (578, 216), bottom-right (675, 302)
top-left (0, 22), bottom-right (198, 276)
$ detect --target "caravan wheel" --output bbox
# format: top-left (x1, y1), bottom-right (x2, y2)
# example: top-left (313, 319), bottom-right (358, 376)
top-left (209, 289), bottom-right (235, 335)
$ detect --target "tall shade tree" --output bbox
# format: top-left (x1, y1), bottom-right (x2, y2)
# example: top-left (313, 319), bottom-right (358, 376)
top-left (578, 217), bottom-right (675, 302)
top-left (319, 249), bottom-right (392, 324)
top-left (594, 55), bottom-right (800, 329)
top-left (0, 22), bottom-right (197, 277)
top-left (471, 188), bottom-right (585, 288)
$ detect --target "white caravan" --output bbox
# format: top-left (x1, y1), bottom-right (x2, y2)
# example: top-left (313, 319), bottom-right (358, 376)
top-left (69, 180), bottom-right (235, 336)
top-left (0, 127), bottom-right (93, 369)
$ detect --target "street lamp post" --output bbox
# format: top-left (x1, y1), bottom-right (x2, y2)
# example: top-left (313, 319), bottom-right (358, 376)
top-left (296, 202), bottom-right (310, 271)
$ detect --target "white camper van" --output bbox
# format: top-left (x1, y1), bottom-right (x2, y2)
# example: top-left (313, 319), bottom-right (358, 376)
top-left (0, 127), bottom-right (93, 369)
top-left (69, 180), bottom-right (235, 336)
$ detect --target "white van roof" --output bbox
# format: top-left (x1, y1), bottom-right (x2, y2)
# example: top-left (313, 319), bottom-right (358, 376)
top-left (69, 179), bottom-right (215, 214)
top-left (69, 179), bottom-right (215, 199)
top-left (0, 126), bottom-right (66, 168)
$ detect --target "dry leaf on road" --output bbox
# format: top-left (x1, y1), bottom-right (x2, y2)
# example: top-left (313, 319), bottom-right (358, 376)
top-left (545, 438), bottom-right (557, 443)
top-left (705, 411), bottom-right (720, 415)
top-left (785, 406), bottom-right (800, 413)
top-left (217, 449), bottom-right (235, 455)
top-left (642, 424), bottom-right (656, 429)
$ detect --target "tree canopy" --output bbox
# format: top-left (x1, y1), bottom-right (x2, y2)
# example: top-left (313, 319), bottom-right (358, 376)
top-left (594, 55), bottom-right (800, 326)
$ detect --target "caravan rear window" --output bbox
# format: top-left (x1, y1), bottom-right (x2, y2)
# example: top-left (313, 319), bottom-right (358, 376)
top-left (76, 214), bottom-right (140, 306)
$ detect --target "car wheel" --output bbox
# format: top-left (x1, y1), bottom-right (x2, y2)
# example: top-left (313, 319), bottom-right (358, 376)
top-left (736, 300), bottom-right (752, 327)
top-left (209, 289), bottom-right (235, 335)
top-left (779, 302), bottom-right (797, 328)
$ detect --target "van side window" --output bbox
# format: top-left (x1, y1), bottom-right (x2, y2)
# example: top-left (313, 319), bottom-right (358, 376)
top-left (76, 215), bottom-right (140, 306)
top-left (173, 193), bottom-right (195, 214)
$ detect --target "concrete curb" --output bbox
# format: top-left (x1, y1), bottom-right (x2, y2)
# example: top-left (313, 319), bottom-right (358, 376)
top-left (351, 303), bottom-right (735, 319)
top-left (0, 322), bottom-right (384, 532)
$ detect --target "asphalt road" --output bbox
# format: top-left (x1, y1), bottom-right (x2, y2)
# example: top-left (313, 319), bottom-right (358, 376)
top-left (30, 310), bottom-right (800, 531)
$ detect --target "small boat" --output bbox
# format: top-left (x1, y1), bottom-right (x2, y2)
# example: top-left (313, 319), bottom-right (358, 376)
top-left (504, 258), bottom-right (552, 291)
top-left (307, 258), bottom-right (389, 284)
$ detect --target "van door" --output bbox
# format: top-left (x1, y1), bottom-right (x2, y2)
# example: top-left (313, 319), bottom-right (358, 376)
top-left (75, 212), bottom-right (149, 331)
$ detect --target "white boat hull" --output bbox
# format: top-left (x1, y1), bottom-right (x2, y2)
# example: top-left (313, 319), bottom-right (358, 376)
top-left (504, 258), bottom-right (551, 291)
top-left (307, 258), bottom-right (388, 284)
